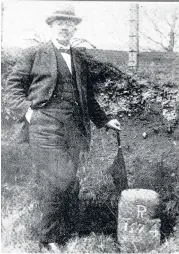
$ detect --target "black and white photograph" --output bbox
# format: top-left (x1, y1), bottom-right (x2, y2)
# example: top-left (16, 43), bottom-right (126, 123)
top-left (1, 1), bottom-right (179, 253)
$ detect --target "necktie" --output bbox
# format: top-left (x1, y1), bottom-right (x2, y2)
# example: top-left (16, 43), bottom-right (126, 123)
top-left (59, 48), bottom-right (70, 54)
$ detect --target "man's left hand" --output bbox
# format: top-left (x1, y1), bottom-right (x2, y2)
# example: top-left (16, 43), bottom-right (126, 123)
top-left (106, 119), bottom-right (121, 131)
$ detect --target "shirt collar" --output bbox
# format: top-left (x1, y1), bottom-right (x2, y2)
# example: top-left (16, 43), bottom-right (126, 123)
top-left (52, 39), bottom-right (71, 50)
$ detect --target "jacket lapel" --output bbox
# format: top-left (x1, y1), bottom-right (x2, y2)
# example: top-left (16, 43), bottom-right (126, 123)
top-left (42, 41), bottom-right (72, 80)
top-left (42, 41), bottom-right (57, 84)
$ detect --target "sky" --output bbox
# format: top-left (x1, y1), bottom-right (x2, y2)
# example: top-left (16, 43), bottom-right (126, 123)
top-left (2, 1), bottom-right (179, 51)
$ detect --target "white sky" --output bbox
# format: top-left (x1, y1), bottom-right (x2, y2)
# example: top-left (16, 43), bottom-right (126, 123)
top-left (2, 1), bottom-right (179, 51)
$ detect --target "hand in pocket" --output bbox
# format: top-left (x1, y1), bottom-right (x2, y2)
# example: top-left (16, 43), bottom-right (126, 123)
top-left (25, 108), bottom-right (33, 123)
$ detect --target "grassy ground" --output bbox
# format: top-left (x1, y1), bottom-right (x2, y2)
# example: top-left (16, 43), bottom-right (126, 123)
top-left (2, 49), bottom-right (179, 253)
top-left (1, 114), bottom-right (179, 253)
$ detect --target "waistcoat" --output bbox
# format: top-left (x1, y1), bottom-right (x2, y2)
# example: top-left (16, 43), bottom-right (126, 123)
top-left (42, 46), bottom-right (76, 121)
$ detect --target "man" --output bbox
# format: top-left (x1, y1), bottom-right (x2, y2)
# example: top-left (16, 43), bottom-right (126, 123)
top-left (7, 5), bottom-right (121, 251)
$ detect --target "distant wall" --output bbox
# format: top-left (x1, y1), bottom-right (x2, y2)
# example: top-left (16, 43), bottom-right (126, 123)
top-left (87, 49), bottom-right (179, 82)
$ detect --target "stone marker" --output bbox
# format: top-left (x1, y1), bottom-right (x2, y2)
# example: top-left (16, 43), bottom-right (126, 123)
top-left (118, 189), bottom-right (161, 253)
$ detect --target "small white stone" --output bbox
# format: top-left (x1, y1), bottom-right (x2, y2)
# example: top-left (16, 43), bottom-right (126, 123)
top-left (142, 132), bottom-right (147, 138)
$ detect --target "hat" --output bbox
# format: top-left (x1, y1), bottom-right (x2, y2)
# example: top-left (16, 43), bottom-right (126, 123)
top-left (46, 5), bottom-right (82, 25)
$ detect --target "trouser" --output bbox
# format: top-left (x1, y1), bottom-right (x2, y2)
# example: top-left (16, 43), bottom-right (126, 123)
top-left (28, 109), bottom-right (81, 243)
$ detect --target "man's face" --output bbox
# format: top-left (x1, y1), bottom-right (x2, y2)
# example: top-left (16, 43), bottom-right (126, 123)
top-left (50, 19), bottom-right (76, 44)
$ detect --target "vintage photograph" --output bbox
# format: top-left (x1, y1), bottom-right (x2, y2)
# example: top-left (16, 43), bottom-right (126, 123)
top-left (1, 1), bottom-right (179, 253)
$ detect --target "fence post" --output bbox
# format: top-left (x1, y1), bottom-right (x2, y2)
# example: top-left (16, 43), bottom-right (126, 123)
top-left (128, 3), bottom-right (139, 73)
top-left (1, 2), bottom-right (4, 44)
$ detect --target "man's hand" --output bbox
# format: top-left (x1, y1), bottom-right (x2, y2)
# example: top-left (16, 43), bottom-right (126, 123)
top-left (25, 107), bottom-right (33, 123)
top-left (106, 119), bottom-right (121, 131)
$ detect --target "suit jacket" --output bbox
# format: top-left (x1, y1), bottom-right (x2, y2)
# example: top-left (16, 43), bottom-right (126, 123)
top-left (6, 41), bottom-right (109, 149)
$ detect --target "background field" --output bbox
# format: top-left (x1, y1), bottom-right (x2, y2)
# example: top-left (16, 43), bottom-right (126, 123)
top-left (1, 48), bottom-right (179, 253)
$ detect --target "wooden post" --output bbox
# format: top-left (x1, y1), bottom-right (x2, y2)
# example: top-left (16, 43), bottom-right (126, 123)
top-left (128, 3), bottom-right (139, 72)
top-left (1, 2), bottom-right (4, 44)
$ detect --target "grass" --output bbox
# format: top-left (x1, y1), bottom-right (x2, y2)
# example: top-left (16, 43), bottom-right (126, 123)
top-left (1, 119), bottom-right (179, 253)
top-left (1, 49), bottom-right (179, 253)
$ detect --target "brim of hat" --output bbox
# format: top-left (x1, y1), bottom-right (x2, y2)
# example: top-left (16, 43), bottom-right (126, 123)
top-left (46, 14), bottom-right (82, 25)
